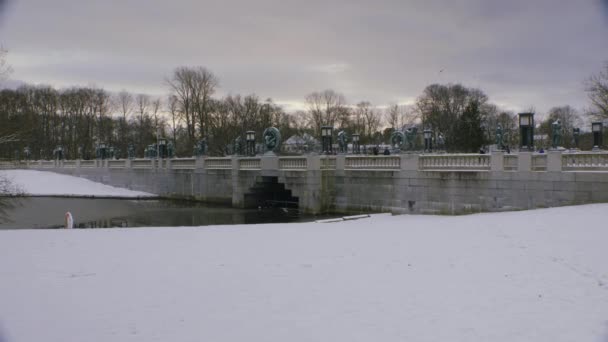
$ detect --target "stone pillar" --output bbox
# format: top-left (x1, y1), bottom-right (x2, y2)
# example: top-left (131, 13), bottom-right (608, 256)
top-left (335, 155), bottom-right (346, 176)
top-left (490, 151), bottom-right (504, 172)
top-left (195, 156), bottom-right (205, 169)
top-left (307, 155), bottom-right (321, 171)
top-left (400, 154), bottom-right (419, 171)
top-left (261, 154), bottom-right (279, 176)
top-left (547, 151), bottom-right (563, 172)
top-left (518, 152), bottom-right (532, 171)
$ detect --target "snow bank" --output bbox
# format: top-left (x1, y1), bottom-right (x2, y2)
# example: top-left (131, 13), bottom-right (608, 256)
top-left (1, 204), bottom-right (608, 341)
top-left (0, 169), bottom-right (154, 197)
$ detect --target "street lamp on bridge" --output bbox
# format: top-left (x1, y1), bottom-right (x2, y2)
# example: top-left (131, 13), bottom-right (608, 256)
top-left (321, 126), bottom-right (333, 154)
top-left (352, 134), bottom-right (360, 154)
top-left (423, 129), bottom-right (433, 153)
top-left (519, 112), bottom-right (534, 152)
top-left (246, 131), bottom-right (256, 156)
top-left (592, 122), bottom-right (603, 151)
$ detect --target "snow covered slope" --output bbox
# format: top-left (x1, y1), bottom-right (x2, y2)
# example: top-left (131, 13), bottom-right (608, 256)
top-left (0, 169), bottom-right (154, 197)
top-left (1, 204), bottom-right (607, 341)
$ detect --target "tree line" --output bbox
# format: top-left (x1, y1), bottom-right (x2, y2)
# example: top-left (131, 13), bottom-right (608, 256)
top-left (0, 56), bottom-right (607, 159)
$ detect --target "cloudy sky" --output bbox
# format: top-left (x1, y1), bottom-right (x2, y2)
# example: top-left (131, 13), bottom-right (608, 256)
top-left (0, 0), bottom-right (607, 113)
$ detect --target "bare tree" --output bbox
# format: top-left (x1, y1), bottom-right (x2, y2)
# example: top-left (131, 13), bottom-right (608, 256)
top-left (305, 89), bottom-right (346, 135)
top-left (115, 90), bottom-right (133, 121)
top-left (167, 66), bottom-right (219, 147)
top-left (586, 62), bottom-right (608, 120)
top-left (167, 95), bottom-right (181, 147)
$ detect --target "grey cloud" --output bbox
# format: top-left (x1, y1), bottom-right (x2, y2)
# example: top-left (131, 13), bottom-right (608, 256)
top-left (0, 0), bottom-right (607, 114)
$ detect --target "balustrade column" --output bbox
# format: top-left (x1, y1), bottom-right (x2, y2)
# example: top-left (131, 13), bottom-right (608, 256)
top-left (490, 152), bottom-right (504, 171)
top-left (547, 151), bottom-right (563, 172)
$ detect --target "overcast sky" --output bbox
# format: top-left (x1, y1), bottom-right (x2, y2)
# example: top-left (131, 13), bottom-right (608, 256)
top-left (0, 0), bottom-right (607, 114)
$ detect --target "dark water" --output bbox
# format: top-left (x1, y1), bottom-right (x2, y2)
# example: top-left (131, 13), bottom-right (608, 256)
top-left (0, 197), bottom-right (327, 229)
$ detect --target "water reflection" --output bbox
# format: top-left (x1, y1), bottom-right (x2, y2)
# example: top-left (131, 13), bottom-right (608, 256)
top-left (0, 197), bottom-right (318, 229)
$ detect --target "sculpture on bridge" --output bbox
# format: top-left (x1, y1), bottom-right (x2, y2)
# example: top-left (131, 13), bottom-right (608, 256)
top-left (404, 127), bottom-right (418, 150)
top-left (495, 124), bottom-right (504, 149)
top-left (234, 136), bottom-right (243, 155)
top-left (127, 144), bottom-right (135, 159)
top-left (390, 130), bottom-right (405, 152)
top-left (263, 127), bottom-right (281, 154)
top-left (551, 119), bottom-right (562, 149)
top-left (194, 139), bottom-right (207, 157)
top-left (337, 130), bottom-right (348, 153)
top-left (437, 132), bottom-right (445, 151)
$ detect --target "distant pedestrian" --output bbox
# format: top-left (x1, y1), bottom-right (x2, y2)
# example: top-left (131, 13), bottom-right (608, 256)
top-left (373, 146), bottom-right (379, 155)
top-left (383, 148), bottom-right (390, 155)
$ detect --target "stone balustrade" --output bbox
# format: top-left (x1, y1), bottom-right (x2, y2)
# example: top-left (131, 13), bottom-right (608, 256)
top-left (205, 157), bottom-right (232, 169)
top-left (239, 158), bottom-right (261, 170)
top-left (562, 153), bottom-right (608, 171)
top-left (419, 154), bottom-right (490, 171)
top-left (279, 157), bottom-right (307, 170)
top-left (345, 156), bottom-right (400, 170)
top-left (531, 154), bottom-right (547, 171)
top-left (171, 158), bottom-right (196, 170)
top-left (6, 151), bottom-right (608, 173)
top-left (321, 156), bottom-right (336, 170)
top-left (108, 160), bottom-right (126, 169)
top-left (503, 155), bottom-right (518, 171)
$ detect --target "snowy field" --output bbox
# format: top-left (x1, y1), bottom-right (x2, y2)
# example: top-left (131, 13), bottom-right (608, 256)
top-left (1, 204), bottom-right (608, 342)
top-left (0, 169), bottom-right (154, 197)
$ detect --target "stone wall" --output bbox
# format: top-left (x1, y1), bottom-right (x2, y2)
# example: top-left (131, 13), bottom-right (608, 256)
top-left (18, 151), bottom-right (608, 215)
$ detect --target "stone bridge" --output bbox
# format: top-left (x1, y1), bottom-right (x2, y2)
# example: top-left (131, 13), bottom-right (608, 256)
top-left (6, 151), bottom-right (608, 215)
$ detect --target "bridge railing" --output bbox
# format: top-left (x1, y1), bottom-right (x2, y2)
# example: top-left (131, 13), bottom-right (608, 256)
top-left (171, 158), bottom-right (197, 170)
top-left (345, 156), bottom-right (400, 170)
top-left (503, 154), bottom-right (518, 171)
top-left (562, 153), bottom-right (608, 171)
top-left (321, 156), bottom-right (336, 170)
top-left (205, 157), bottom-right (232, 170)
top-left (419, 154), bottom-right (490, 171)
top-left (108, 159), bottom-right (126, 169)
top-left (7, 151), bottom-right (608, 174)
top-left (531, 154), bottom-right (547, 171)
top-left (239, 158), bottom-right (261, 170)
top-left (279, 157), bottom-right (307, 170)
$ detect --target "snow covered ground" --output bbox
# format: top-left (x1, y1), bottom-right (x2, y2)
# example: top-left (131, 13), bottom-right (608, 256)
top-left (1, 204), bottom-right (608, 341)
top-left (0, 169), bottom-right (154, 197)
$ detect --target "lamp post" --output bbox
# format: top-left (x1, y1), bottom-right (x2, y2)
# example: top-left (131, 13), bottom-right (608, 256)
top-left (321, 126), bottom-right (333, 154)
top-left (592, 122), bottom-right (603, 151)
top-left (246, 130), bottom-right (256, 156)
top-left (424, 129), bottom-right (433, 153)
top-left (518, 112), bottom-right (534, 151)
top-left (352, 134), bottom-right (360, 154)
top-left (572, 128), bottom-right (580, 150)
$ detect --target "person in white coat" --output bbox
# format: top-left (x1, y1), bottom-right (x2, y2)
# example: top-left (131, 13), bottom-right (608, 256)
top-left (65, 212), bottom-right (74, 229)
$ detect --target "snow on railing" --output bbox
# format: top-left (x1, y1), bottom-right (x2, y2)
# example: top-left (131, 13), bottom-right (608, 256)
top-left (108, 159), bottom-right (126, 169)
top-left (531, 154), bottom-right (547, 171)
top-left (419, 154), bottom-right (490, 171)
top-left (321, 156), bottom-right (336, 170)
top-left (279, 157), bottom-right (307, 170)
top-left (345, 156), bottom-right (400, 170)
top-left (239, 158), bottom-right (261, 170)
top-left (205, 157), bottom-right (232, 169)
top-left (132, 159), bottom-right (152, 169)
top-left (503, 154), bottom-right (518, 171)
top-left (171, 158), bottom-right (196, 170)
top-left (562, 153), bottom-right (608, 171)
